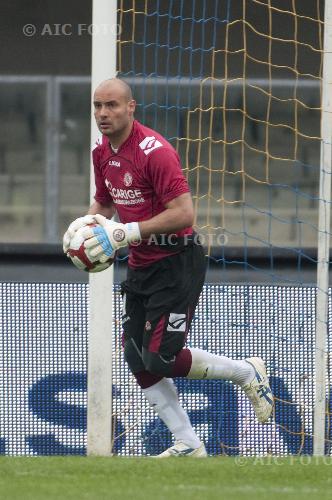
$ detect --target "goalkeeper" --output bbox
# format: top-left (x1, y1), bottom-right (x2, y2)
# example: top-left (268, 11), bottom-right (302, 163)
top-left (63, 78), bottom-right (273, 457)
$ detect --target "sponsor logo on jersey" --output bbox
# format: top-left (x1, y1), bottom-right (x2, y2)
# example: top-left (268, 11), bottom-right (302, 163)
top-left (139, 136), bottom-right (163, 155)
top-left (109, 160), bottom-right (121, 167)
top-left (105, 179), bottom-right (144, 205)
top-left (123, 172), bottom-right (133, 187)
top-left (167, 313), bottom-right (187, 332)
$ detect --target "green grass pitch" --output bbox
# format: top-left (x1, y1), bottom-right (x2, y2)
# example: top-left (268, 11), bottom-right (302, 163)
top-left (0, 456), bottom-right (331, 500)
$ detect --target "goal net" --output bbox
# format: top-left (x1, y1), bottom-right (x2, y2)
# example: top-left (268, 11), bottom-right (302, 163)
top-left (112, 0), bottom-right (332, 455)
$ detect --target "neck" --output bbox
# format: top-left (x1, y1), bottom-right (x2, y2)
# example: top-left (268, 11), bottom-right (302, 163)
top-left (109, 120), bottom-right (134, 150)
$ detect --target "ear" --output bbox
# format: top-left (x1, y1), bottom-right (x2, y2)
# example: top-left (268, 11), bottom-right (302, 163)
top-left (128, 99), bottom-right (136, 114)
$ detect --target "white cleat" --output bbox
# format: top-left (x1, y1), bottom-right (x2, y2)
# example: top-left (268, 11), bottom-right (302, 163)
top-left (242, 357), bottom-right (274, 423)
top-left (155, 441), bottom-right (207, 458)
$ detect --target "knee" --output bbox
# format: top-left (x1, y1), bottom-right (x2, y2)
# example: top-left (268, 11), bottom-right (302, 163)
top-left (142, 348), bottom-right (173, 377)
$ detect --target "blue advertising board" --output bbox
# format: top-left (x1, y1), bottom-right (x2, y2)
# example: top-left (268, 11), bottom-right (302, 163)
top-left (0, 283), bottom-right (330, 455)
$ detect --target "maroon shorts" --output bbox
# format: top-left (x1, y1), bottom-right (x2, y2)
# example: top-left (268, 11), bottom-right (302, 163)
top-left (120, 240), bottom-right (206, 375)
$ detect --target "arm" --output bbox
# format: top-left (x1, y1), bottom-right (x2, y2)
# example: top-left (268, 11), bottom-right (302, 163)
top-left (138, 192), bottom-right (194, 239)
top-left (88, 200), bottom-right (116, 219)
top-left (139, 146), bottom-right (193, 238)
top-left (83, 192), bottom-right (194, 262)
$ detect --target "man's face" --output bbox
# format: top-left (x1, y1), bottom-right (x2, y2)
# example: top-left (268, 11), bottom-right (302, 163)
top-left (93, 84), bottom-right (136, 138)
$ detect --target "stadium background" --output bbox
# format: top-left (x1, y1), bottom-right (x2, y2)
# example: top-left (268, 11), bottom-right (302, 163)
top-left (0, 0), bottom-right (325, 284)
top-left (0, 0), bottom-right (331, 457)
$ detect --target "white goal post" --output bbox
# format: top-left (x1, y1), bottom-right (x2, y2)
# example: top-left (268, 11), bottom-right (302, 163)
top-left (87, 0), bottom-right (117, 456)
top-left (313, 0), bottom-right (332, 456)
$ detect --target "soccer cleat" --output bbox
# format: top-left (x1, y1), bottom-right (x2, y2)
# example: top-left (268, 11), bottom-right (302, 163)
top-left (155, 441), bottom-right (207, 458)
top-left (242, 357), bottom-right (274, 423)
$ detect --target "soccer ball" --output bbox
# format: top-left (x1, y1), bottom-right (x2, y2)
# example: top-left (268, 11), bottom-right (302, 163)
top-left (67, 223), bottom-right (116, 273)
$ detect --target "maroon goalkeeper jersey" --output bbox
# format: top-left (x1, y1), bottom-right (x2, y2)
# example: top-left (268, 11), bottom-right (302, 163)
top-left (92, 120), bottom-right (193, 268)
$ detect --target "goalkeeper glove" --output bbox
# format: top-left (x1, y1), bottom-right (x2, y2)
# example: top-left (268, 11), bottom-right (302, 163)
top-left (83, 214), bottom-right (141, 263)
top-left (63, 214), bottom-right (96, 254)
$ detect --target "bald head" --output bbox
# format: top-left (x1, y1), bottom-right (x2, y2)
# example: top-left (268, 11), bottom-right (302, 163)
top-left (94, 78), bottom-right (133, 102)
top-left (93, 78), bottom-right (136, 147)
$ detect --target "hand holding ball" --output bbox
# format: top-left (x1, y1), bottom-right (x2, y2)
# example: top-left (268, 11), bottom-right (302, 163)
top-left (66, 223), bottom-right (116, 273)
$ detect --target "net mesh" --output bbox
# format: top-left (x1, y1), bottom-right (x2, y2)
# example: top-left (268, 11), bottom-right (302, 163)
top-left (118, 0), bottom-right (324, 275)
top-left (115, 0), bottom-right (331, 455)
